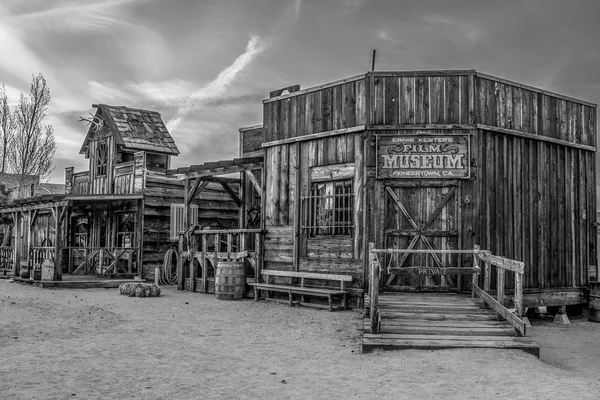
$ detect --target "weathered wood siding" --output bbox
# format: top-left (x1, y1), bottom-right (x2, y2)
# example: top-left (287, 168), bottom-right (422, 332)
top-left (262, 134), bottom-right (364, 284)
top-left (475, 75), bottom-right (596, 147)
top-left (260, 70), bottom-right (596, 294)
top-left (263, 75), bottom-right (367, 142)
top-left (87, 135), bottom-right (114, 195)
top-left (141, 171), bottom-right (239, 279)
top-left (475, 129), bottom-right (596, 290)
top-left (239, 126), bottom-right (264, 158)
top-left (369, 73), bottom-right (472, 126)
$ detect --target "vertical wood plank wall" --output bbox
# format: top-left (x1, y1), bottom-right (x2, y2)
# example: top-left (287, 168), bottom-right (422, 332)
top-left (259, 70), bottom-right (597, 292)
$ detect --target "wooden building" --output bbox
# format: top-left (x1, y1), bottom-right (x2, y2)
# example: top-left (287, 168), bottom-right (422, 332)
top-left (0, 104), bottom-right (239, 281)
top-left (241, 70), bottom-right (597, 309)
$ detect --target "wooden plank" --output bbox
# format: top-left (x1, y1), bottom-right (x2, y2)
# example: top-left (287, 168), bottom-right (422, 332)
top-left (374, 325), bottom-right (515, 336)
top-left (261, 269), bottom-right (352, 281)
top-left (400, 76), bottom-right (414, 124)
top-left (430, 76), bottom-right (444, 124)
top-left (279, 144), bottom-right (289, 225)
top-left (415, 77), bottom-right (429, 124)
top-left (445, 75), bottom-right (460, 124)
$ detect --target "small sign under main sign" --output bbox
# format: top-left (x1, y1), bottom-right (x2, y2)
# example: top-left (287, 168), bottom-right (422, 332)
top-left (376, 134), bottom-right (470, 179)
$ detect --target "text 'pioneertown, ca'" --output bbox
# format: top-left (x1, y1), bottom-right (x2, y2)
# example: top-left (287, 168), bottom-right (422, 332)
top-left (376, 134), bottom-right (470, 179)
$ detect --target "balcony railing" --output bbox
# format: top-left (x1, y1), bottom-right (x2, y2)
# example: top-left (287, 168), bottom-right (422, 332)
top-left (65, 246), bottom-right (138, 277)
top-left (0, 246), bottom-right (14, 273)
top-left (68, 161), bottom-right (136, 195)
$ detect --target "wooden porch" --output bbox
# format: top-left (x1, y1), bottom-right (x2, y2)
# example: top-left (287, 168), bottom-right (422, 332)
top-left (363, 244), bottom-right (539, 356)
top-left (12, 273), bottom-right (138, 289)
top-left (362, 292), bottom-right (539, 355)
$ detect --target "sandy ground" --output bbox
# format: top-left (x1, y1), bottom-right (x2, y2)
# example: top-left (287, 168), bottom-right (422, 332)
top-left (1, 280), bottom-right (600, 400)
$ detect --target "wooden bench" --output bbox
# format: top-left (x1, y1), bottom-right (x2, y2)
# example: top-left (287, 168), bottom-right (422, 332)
top-left (248, 270), bottom-right (353, 311)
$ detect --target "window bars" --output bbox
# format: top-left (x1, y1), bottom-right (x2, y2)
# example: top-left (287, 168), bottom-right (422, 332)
top-left (301, 179), bottom-right (353, 236)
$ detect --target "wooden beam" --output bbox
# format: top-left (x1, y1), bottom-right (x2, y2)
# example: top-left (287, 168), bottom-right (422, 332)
top-left (198, 176), bottom-right (241, 184)
top-left (475, 253), bottom-right (525, 274)
top-left (262, 125), bottom-right (366, 148)
top-left (389, 266), bottom-right (480, 275)
top-left (172, 162), bottom-right (264, 180)
top-left (219, 182), bottom-right (241, 208)
top-left (244, 170), bottom-right (262, 196)
top-left (369, 124), bottom-right (477, 131)
top-left (186, 178), bottom-right (209, 205)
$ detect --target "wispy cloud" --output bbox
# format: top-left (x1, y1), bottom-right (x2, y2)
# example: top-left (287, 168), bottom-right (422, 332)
top-left (0, 0), bottom-right (143, 33)
top-left (377, 29), bottom-right (411, 48)
top-left (166, 35), bottom-right (268, 133)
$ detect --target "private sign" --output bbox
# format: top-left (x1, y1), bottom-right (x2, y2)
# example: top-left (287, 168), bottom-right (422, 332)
top-left (376, 134), bottom-right (470, 179)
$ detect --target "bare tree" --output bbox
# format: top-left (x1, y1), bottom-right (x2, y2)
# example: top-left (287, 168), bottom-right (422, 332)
top-left (0, 85), bottom-right (11, 173)
top-left (8, 74), bottom-right (56, 185)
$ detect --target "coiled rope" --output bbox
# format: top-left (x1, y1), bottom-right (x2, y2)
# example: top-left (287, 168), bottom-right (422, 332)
top-left (160, 249), bottom-right (181, 285)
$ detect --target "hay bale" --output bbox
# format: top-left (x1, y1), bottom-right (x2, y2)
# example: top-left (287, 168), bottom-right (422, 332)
top-left (118, 283), bottom-right (161, 298)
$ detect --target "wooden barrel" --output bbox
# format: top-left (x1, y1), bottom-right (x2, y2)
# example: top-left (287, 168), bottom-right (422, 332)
top-left (215, 261), bottom-right (246, 300)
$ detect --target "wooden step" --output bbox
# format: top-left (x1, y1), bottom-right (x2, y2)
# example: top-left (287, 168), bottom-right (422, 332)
top-left (380, 311), bottom-right (499, 321)
top-left (364, 323), bottom-right (515, 337)
top-left (362, 334), bottom-right (539, 356)
top-left (373, 318), bottom-right (510, 328)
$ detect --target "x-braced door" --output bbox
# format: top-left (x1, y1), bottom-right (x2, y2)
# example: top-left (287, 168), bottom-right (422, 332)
top-left (383, 181), bottom-right (460, 291)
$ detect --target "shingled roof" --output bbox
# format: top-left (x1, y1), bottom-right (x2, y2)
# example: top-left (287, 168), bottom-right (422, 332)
top-left (79, 104), bottom-right (179, 156)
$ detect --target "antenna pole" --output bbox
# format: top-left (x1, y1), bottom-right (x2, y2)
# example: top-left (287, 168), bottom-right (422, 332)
top-left (371, 49), bottom-right (376, 71)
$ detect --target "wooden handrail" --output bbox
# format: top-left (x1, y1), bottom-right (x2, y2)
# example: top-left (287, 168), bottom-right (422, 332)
top-left (367, 243), bottom-right (526, 336)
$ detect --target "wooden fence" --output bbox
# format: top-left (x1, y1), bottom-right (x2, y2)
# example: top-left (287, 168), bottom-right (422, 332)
top-left (29, 246), bottom-right (56, 270)
top-left (368, 243), bottom-right (526, 336)
top-left (66, 246), bottom-right (138, 277)
top-left (178, 228), bottom-right (263, 293)
top-left (0, 246), bottom-right (14, 274)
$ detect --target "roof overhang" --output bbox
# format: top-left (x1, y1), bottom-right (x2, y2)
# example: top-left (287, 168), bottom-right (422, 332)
top-left (168, 156), bottom-right (264, 180)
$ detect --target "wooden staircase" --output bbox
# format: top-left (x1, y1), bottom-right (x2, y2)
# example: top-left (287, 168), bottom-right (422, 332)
top-left (362, 292), bottom-right (539, 356)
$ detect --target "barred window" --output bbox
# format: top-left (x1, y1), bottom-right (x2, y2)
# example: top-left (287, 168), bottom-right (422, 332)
top-left (302, 179), bottom-right (353, 237)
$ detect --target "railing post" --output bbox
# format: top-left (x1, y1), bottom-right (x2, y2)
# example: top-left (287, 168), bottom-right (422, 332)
top-left (483, 259), bottom-right (491, 309)
top-left (369, 243), bottom-right (380, 334)
top-left (497, 259), bottom-right (506, 321)
top-left (471, 245), bottom-right (480, 299)
top-left (515, 270), bottom-right (523, 318)
top-left (202, 234), bottom-right (208, 293)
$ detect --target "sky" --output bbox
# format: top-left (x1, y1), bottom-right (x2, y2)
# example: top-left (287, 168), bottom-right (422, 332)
top-left (0, 0), bottom-right (599, 185)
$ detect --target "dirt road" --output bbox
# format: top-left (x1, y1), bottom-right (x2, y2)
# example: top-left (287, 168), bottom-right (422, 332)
top-left (1, 280), bottom-right (599, 399)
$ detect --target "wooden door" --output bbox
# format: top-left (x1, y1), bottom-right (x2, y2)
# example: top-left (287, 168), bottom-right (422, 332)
top-left (383, 181), bottom-right (460, 291)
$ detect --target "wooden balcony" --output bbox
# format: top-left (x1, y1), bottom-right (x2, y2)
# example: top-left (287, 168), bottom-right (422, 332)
top-left (65, 151), bottom-right (146, 195)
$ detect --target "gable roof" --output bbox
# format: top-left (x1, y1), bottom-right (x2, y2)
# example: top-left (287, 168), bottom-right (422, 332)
top-left (79, 104), bottom-right (179, 156)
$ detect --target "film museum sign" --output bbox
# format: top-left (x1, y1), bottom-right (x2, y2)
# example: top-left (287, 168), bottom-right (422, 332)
top-left (376, 134), bottom-right (470, 179)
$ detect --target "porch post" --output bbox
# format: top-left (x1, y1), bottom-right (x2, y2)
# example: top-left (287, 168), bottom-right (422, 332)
top-left (13, 211), bottom-right (22, 277)
top-left (26, 210), bottom-right (32, 274)
top-left (54, 205), bottom-right (63, 281)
